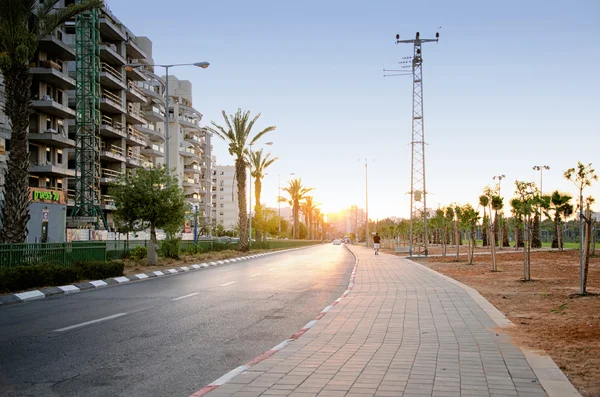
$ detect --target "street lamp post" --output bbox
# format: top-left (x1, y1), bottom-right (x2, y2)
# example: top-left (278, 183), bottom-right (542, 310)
top-left (532, 165), bottom-right (550, 195)
top-left (125, 62), bottom-right (209, 171)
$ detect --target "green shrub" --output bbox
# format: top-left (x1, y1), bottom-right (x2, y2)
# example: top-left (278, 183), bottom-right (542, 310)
top-left (212, 242), bottom-right (230, 252)
top-left (0, 264), bottom-right (77, 293)
top-left (74, 261), bottom-right (124, 280)
top-left (184, 243), bottom-right (205, 255)
top-left (130, 246), bottom-right (148, 260)
top-left (160, 237), bottom-right (180, 259)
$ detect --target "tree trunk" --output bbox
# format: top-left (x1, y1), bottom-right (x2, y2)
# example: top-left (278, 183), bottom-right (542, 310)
top-left (254, 178), bottom-right (262, 241)
top-left (491, 218), bottom-right (497, 272)
top-left (502, 223), bottom-right (510, 247)
top-left (583, 205), bottom-right (592, 293)
top-left (147, 224), bottom-right (158, 265)
top-left (552, 213), bottom-right (559, 249)
top-left (532, 213), bottom-right (542, 248)
top-left (455, 224), bottom-right (460, 261)
top-left (0, 63), bottom-right (33, 243)
top-left (516, 224), bottom-right (524, 248)
top-left (523, 218), bottom-right (531, 281)
top-left (236, 158), bottom-right (249, 251)
top-left (494, 213), bottom-right (499, 246)
top-left (482, 212), bottom-right (488, 246)
top-left (293, 201), bottom-right (299, 239)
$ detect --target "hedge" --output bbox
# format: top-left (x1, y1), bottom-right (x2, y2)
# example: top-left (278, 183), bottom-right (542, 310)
top-left (0, 261), bottom-right (124, 293)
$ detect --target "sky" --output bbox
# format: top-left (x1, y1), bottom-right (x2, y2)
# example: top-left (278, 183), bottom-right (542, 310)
top-left (109, 0), bottom-right (600, 219)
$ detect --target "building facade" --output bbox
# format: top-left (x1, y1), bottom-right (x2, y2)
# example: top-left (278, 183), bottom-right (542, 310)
top-left (0, 3), bottom-right (213, 241)
top-left (213, 165), bottom-right (239, 230)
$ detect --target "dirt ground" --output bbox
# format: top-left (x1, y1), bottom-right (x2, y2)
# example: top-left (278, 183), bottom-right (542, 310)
top-left (410, 247), bottom-right (600, 397)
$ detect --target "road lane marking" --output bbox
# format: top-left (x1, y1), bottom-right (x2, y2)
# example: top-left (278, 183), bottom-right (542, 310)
top-left (173, 292), bottom-right (200, 301)
top-left (250, 273), bottom-right (261, 278)
top-left (268, 268), bottom-right (275, 272)
top-left (220, 281), bottom-right (237, 287)
top-left (53, 313), bottom-right (127, 332)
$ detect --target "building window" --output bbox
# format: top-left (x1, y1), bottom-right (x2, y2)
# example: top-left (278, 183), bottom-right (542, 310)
top-left (45, 177), bottom-right (51, 188)
top-left (57, 149), bottom-right (63, 164)
top-left (220, 171), bottom-right (224, 175)
top-left (219, 212), bottom-right (224, 216)
top-left (220, 196), bottom-right (224, 200)
top-left (219, 188), bottom-right (224, 191)
top-left (46, 147), bottom-right (51, 163)
top-left (220, 204), bottom-right (224, 208)
top-left (46, 118), bottom-right (52, 131)
top-left (57, 178), bottom-right (63, 190)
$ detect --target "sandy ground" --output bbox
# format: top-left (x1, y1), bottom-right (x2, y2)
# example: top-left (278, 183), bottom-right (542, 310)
top-left (406, 247), bottom-right (600, 397)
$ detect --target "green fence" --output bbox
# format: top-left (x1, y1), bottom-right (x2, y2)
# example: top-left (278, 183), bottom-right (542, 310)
top-left (0, 242), bottom-right (107, 268)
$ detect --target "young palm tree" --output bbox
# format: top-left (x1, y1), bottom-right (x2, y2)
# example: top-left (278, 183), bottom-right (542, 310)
top-left (0, 0), bottom-right (103, 243)
top-left (490, 195), bottom-right (504, 271)
top-left (301, 196), bottom-right (319, 240)
top-left (479, 195), bottom-right (490, 246)
top-left (281, 179), bottom-right (313, 239)
top-left (206, 109), bottom-right (276, 251)
top-left (249, 149), bottom-right (278, 241)
top-left (543, 191), bottom-right (574, 250)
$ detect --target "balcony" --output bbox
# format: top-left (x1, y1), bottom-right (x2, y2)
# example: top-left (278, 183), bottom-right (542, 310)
top-left (182, 177), bottom-right (201, 188)
top-left (125, 66), bottom-right (147, 82)
top-left (138, 81), bottom-right (165, 103)
top-left (100, 63), bottom-right (126, 90)
top-left (30, 61), bottom-right (75, 90)
top-left (126, 104), bottom-right (146, 125)
top-left (100, 90), bottom-right (124, 114)
top-left (179, 146), bottom-right (201, 160)
top-left (126, 150), bottom-right (144, 168)
top-left (99, 15), bottom-right (127, 42)
top-left (99, 116), bottom-right (126, 139)
top-left (184, 163), bottom-right (202, 174)
top-left (32, 96), bottom-right (76, 119)
top-left (135, 125), bottom-right (165, 142)
top-left (29, 162), bottom-right (75, 177)
top-left (100, 143), bottom-right (126, 163)
top-left (126, 81), bottom-right (146, 103)
top-left (100, 167), bottom-right (123, 184)
top-left (178, 115), bottom-right (200, 130)
top-left (184, 133), bottom-right (204, 146)
top-left (126, 39), bottom-right (147, 60)
top-left (180, 103), bottom-right (203, 119)
top-left (141, 144), bottom-right (164, 158)
top-left (144, 106), bottom-right (165, 122)
top-left (125, 126), bottom-right (147, 147)
top-left (28, 130), bottom-right (75, 148)
top-left (39, 31), bottom-right (75, 61)
top-left (100, 195), bottom-right (116, 210)
top-left (99, 43), bottom-right (126, 66)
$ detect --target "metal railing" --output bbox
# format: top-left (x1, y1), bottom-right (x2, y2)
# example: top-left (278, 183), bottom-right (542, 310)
top-left (0, 242), bottom-right (107, 268)
top-left (101, 168), bottom-right (123, 179)
top-left (100, 142), bottom-right (125, 157)
top-left (101, 90), bottom-right (122, 107)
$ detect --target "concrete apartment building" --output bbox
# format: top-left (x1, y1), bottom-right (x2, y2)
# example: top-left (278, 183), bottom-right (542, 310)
top-left (212, 165), bottom-right (239, 230)
top-left (0, 3), bottom-right (212, 242)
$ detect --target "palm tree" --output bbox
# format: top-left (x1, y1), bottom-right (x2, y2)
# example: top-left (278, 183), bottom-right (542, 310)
top-left (479, 195), bottom-right (490, 246)
top-left (281, 178), bottom-right (313, 239)
top-left (249, 149), bottom-right (278, 241)
top-left (543, 191), bottom-right (573, 250)
top-left (490, 195), bottom-right (503, 271)
top-left (0, 0), bottom-right (103, 243)
top-left (206, 109), bottom-right (276, 251)
top-left (301, 196), bottom-right (318, 240)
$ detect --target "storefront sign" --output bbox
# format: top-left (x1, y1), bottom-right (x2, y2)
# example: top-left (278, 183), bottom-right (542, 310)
top-left (30, 188), bottom-right (66, 204)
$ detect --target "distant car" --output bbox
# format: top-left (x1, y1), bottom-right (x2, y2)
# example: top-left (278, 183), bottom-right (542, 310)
top-left (332, 239), bottom-right (341, 245)
top-left (343, 237), bottom-right (350, 244)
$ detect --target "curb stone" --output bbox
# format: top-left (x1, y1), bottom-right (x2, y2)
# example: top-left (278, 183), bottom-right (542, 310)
top-left (0, 246), bottom-right (314, 307)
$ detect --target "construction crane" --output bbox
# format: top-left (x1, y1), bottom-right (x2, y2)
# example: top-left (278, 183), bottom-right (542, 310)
top-left (71, 4), bottom-right (105, 230)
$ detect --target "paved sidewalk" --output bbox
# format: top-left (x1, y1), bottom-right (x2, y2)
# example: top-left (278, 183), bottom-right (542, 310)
top-left (199, 245), bottom-right (579, 397)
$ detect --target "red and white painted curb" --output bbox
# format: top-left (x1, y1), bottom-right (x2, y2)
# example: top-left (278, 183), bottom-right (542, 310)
top-left (189, 250), bottom-right (358, 397)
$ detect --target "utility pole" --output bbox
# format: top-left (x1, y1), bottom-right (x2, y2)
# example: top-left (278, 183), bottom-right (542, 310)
top-left (533, 165), bottom-right (550, 196)
top-left (365, 160), bottom-right (369, 247)
top-left (396, 31), bottom-right (439, 257)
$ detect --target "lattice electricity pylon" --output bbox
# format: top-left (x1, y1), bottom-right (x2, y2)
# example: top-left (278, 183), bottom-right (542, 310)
top-left (396, 31), bottom-right (439, 257)
top-left (72, 6), bottom-right (104, 228)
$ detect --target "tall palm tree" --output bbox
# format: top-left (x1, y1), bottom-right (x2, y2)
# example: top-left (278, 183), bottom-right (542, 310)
top-left (249, 149), bottom-right (277, 241)
top-left (490, 195), bottom-right (503, 271)
top-left (301, 196), bottom-right (319, 240)
top-left (543, 191), bottom-right (573, 250)
top-left (206, 109), bottom-right (276, 251)
top-left (281, 178), bottom-right (313, 239)
top-left (0, 0), bottom-right (103, 243)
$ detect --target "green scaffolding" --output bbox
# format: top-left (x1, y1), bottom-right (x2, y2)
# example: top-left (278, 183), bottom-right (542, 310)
top-left (72, 7), bottom-right (105, 228)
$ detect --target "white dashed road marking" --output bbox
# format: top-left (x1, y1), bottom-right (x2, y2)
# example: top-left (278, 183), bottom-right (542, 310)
top-left (250, 273), bottom-right (261, 278)
top-left (172, 292), bottom-right (200, 301)
top-left (53, 313), bottom-right (127, 332)
top-left (220, 281), bottom-right (237, 287)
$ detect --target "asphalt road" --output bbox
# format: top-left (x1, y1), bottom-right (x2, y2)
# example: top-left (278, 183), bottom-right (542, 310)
top-left (0, 244), bottom-right (354, 397)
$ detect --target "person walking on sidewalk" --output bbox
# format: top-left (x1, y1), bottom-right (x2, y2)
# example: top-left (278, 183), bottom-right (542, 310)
top-left (373, 232), bottom-right (381, 255)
